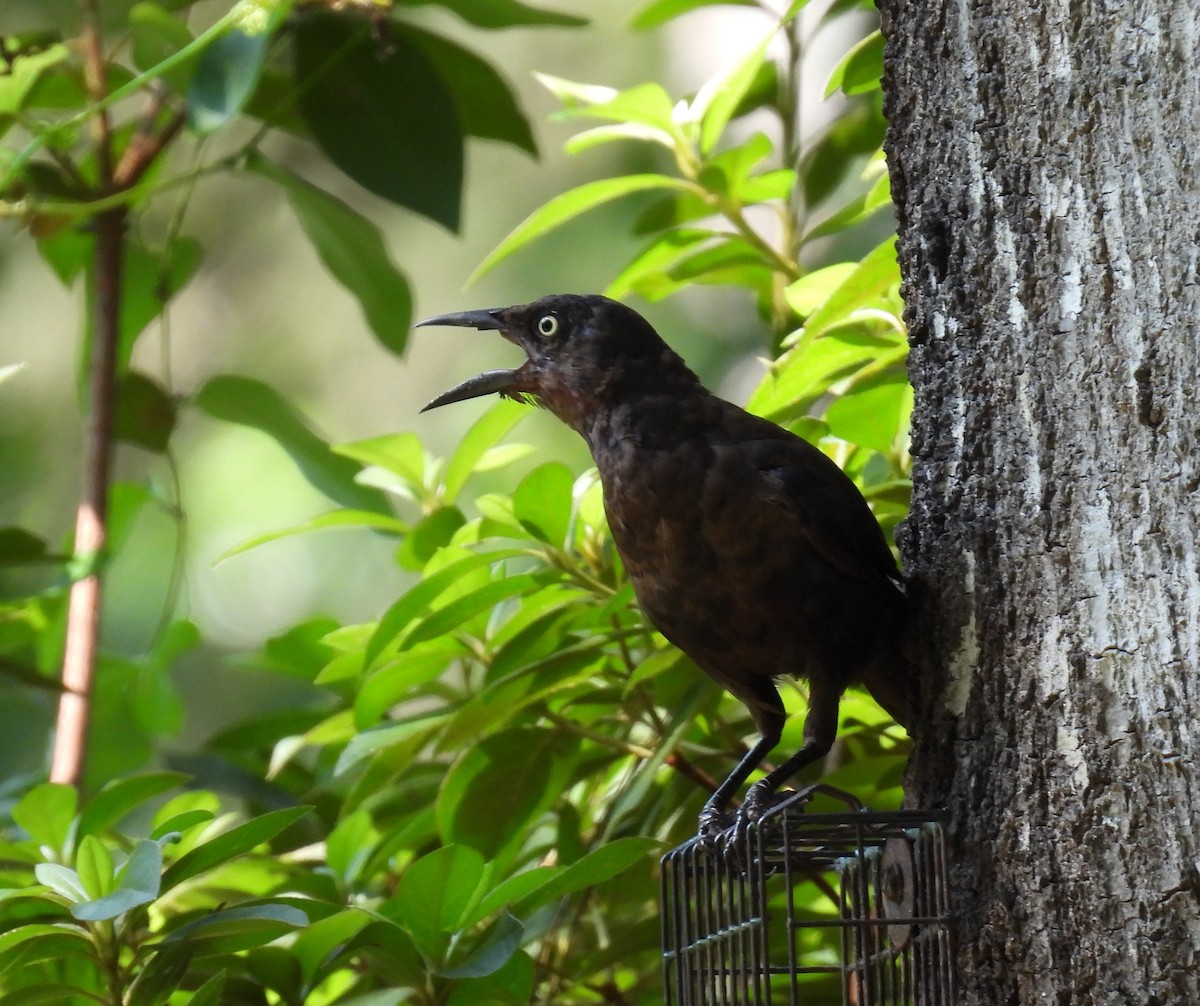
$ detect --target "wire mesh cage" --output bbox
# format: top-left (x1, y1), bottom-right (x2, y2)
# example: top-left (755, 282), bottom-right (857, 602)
top-left (661, 785), bottom-right (954, 1006)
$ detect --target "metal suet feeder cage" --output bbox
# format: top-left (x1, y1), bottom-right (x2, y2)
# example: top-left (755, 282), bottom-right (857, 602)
top-left (661, 785), bottom-right (955, 1005)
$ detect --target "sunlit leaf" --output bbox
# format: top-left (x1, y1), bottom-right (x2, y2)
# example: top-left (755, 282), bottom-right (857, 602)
top-left (796, 236), bottom-right (899, 342)
top-left (471, 174), bottom-right (697, 282)
top-left (0, 43), bottom-right (69, 117)
top-left (825, 371), bottom-right (910, 452)
top-left (628, 0), bottom-right (757, 31)
top-left (292, 908), bottom-right (373, 986)
top-left (160, 806), bottom-right (311, 892)
top-left (443, 399), bottom-right (528, 502)
top-left (511, 837), bottom-right (659, 910)
top-left (824, 29), bottom-right (883, 97)
top-left (693, 23), bottom-right (775, 154)
top-left (218, 509), bottom-right (407, 562)
top-left (512, 462), bottom-right (574, 544)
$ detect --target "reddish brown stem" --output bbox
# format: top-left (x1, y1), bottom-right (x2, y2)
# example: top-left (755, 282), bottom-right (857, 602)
top-left (51, 208), bottom-right (126, 787)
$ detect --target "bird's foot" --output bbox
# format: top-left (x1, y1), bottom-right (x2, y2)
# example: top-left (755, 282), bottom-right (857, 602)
top-left (697, 804), bottom-right (732, 850)
top-left (739, 779), bottom-right (782, 823)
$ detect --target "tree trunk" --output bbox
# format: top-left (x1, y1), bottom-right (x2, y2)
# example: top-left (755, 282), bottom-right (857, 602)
top-left (878, 2), bottom-right (1200, 1002)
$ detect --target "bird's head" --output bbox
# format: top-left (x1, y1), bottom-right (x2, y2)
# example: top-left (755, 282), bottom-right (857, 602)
top-left (417, 293), bottom-right (695, 432)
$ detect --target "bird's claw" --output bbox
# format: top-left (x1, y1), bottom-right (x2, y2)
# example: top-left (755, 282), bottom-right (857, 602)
top-left (695, 785), bottom-right (794, 868)
top-left (697, 804), bottom-right (732, 850)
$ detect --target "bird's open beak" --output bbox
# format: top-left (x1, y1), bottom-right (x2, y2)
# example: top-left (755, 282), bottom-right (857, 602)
top-left (416, 308), bottom-right (527, 413)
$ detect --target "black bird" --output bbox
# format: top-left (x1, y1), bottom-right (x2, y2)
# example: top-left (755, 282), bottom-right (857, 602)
top-left (418, 294), bottom-right (912, 838)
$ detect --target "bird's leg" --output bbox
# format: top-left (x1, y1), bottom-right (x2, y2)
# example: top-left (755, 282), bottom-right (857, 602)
top-left (739, 678), bottom-right (839, 822)
top-left (698, 679), bottom-right (785, 844)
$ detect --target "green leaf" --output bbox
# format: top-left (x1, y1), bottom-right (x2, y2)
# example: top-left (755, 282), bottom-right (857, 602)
top-left (194, 375), bottom-right (391, 514)
top-left (160, 903), bottom-right (309, 955)
top-left (471, 174), bottom-right (696, 282)
top-left (185, 973), bottom-right (226, 1006)
top-left (437, 727), bottom-right (577, 859)
top-left (463, 867), bottom-right (560, 927)
top-left (510, 836), bottom-right (658, 909)
top-left (292, 907), bottom-right (373, 986)
top-left (547, 78), bottom-right (677, 136)
top-left (443, 399), bottom-right (528, 502)
top-left (0, 43), bottom-right (69, 117)
top-left (0, 527), bottom-right (62, 566)
top-left (73, 834), bottom-right (114, 900)
top-left (825, 371), bottom-right (910, 453)
top-left (32, 864), bottom-right (87, 903)
top-left (606, 228), bottom-right (713, 300)
top-left (130, 2), bottom-right (196, 93)
top-left (78, 771), bottom-right (187, 840)
top-left (295, 11), bottom-right (463, 230)
top-left (335, 433), bottom-right (426, 487)
top-left (249, 154), bottom-right (413, 355)
top-left (694, 22), bottom-right (776, 154)
top-left (801, 101), bottom-right (885, 207)
top-left (160, 806), bottom-right (310, 892)
top-left (748, 329), bottom-right (897, 421)
top-left (784, 263), bottom-right (858, 316)
top-left (325, 809), bottom-right (375, 884)
top-left (825, 29), bottom-right (884, 97)
top-left (445, 950), bottom-right (535, 1006)
top-left (409, 0), bottom-right (587, 28)
top-left (355, 643), bottom-right (461, 727)
top-left (114, 370), bottom-right (176, 452)
top-left (0, 924), bottom-right (88, 958)
top-left (796, 236), bottom-right (899, 342)
top-left (219, 509), bottom-right (407, 561)
top-left (512, 462), bottom-right (574, 544)
top-left (629, 0), bottom-right (757, 31)
top-left (364, 549), bottom-right (525, 666)
top-left (335, 711), bottom-right (450, 777)
top-left (438, 912), bottom-right (523, 978)
top-left (395, 506), bottom-right (467, 571)
top-left (0, 983), bottom-right (99, 1006)
top-left (405, 26), bottom-right (536, 155)
top-left (12, 783), bottom-right (76, 854)
top-left (803, 166), bottom-right (891, 241)
top-left (394, 845), bottom-right (487, 955)
top-left (72, 839), bottom-right (162, 921)
top-left (188, 26), bottom-right (271, 133)
top-left (126, 942), bottom-right (193, 1006)
top-left (402, 574), bottom-right (543, 650)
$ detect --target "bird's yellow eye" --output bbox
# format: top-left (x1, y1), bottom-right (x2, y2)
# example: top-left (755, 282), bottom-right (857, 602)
top-left (537, 314), bottom-right (560, 338)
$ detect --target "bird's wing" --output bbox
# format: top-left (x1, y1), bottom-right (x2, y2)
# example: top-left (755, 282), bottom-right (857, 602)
top-left (738, 429), bottom-right (903, 596)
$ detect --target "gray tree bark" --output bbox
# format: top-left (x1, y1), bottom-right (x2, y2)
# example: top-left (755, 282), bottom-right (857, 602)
top-left (877, 2), bottom-right (1200, 1002)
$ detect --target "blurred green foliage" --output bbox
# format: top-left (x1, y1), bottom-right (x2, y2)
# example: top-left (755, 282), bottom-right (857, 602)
top-left (0, 0), bottom-right (909, 1002)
